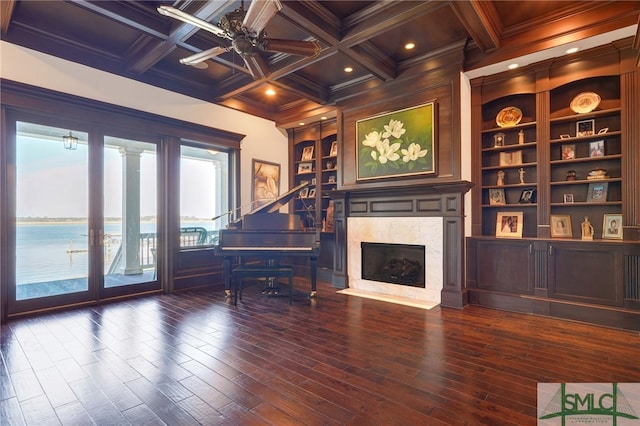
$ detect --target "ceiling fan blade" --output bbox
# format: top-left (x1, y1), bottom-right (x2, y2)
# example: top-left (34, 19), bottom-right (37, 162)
top-left (262, 39), bottom-right (321, 57)
top-left (179, 46), bottom-right (227, 66)
top-left (157, 5), bottom-right (227, 38)
top-left (243, 0), bottom-right (282, 34)
top-left (243, 54), bottom-right (269, 79)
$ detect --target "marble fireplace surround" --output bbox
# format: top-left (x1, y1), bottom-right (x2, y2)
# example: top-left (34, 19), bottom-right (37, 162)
top-left (330, 181), bottom-right (473, 309)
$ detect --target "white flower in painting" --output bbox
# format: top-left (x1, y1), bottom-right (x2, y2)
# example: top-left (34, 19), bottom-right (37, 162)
top-left (381, 119), bottom-right (406, 139)
top-left (374, 139), bottom-right (401, 164)
top-left (401, 142), bottom-right (428, 162)
top-left (362, 131), bottom-right (382, 147)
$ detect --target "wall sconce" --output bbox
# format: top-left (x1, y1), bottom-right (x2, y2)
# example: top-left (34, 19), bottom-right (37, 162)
top-left (63, 131), bottom-right (78, 150)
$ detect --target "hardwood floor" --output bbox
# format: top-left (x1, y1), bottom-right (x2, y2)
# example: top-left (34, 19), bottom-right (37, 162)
top-left (2, 280), bottom-right (639, 425)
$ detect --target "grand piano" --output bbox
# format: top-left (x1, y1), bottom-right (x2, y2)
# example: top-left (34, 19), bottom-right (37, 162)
top-left (215, 182), bottom-right (320, 298)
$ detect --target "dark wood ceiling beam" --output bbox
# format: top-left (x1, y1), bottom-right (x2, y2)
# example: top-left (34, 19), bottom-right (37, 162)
top-left (272, 74), bottom-right (329, 105)
top-left (346, 41), bottom-right (396, 81)
top-left (449, 0), bottom-right (501, 52)
top-left (0, 0), bottom-right (16, 36)
top-left (340, 1), bottom-right (449, 48)
top-left (277, 1), bottom-right (341, 46)
top-left (465, 4), bottom-right (640, 70)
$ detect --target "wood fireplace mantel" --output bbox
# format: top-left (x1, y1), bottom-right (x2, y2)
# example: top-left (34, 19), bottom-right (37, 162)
top-left (329, 181), bottom-right (473, 308)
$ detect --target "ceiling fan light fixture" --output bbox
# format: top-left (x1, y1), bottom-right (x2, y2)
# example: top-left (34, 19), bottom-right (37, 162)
top-left (232, 36), bottom-right (255, 56)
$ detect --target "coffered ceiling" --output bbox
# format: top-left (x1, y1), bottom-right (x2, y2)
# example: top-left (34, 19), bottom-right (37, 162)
top-left (2, 1), bottom-right (639, 127)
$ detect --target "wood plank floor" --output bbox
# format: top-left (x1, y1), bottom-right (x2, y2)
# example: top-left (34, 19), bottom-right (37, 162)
top-left (2, 280), bottom-right (639, 425)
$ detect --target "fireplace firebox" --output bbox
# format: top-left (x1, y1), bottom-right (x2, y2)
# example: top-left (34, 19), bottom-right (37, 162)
top-left (361, 242), bottom-right (425, 288)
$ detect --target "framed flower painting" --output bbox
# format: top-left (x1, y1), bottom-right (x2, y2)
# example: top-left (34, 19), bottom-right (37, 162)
top-left (356, 102), bottom-right (436, 181)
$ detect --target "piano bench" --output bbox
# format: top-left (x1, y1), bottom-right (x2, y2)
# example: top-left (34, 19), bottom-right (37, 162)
top-left (232, 265), bottom-right (294, 306)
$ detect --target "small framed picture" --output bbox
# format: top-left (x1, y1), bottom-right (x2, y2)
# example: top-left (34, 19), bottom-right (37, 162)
top-left (559, 134), bottom-right (571, 139)
top-left (586, 182), bottom-right (608, 203)
top-left (488, 188), bottom-right (506, 205)
top-left (561, 144), bottom-right (576, 160)
top-left (563, 193), bottom-right (574, 203)
top-left (301, 146), bottom-right (314, 161)
top-left (589, 140), bottom-right (605, 157)
top-left (496, 212), bottom-right (523, 238)
top-left (329, 141), bottom-right (338, 157)
top-left (602, 214), bottom-right (623, 239)
top-left (298, 187), bottom-right (309, 198)
top-left (308, 188), bottom-right (316, 198)
top-left (519, 189), bottom-right (536, 204)
top-left (550, 214), bottom-right (572, 238)
top-left (576, 119), bottom-right (594, 137)
top-left (598, 127), bottom-right (609, 134)
top-left (297, 162), bottom-right (313, 174)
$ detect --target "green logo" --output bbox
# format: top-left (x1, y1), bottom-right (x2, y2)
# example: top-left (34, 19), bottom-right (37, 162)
top-left (538, 383), bottom-right (639, 425)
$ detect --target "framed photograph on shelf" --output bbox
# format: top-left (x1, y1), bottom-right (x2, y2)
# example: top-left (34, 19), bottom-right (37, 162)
top-left (298, 187), bottom-right (309, 198)
top-left (598, 127), bottom-right (609, 134)
top-left (297, 162), bottom-right (313, 174)
top-left (488, 188), bottom-right (506, 205)
top-left (308, 188), bottom-right (316, 198)
top-left (576, 119), bottom-right (594, 137)
top-left (329, 141), bottom-right (338, 157)
top-left (602, 214), bottom-right (623, 239)
top-left (589, 140), bottom-right (605, 157)
top-left (499, 150), bottom-right (522, 166)
top-left (301, 146), bottom-right (314, 161)
top-left (496, 212), bottom-right (523, 238)
top-left (559, 134), bottom-right (571, 139)
top-left (561, 144), bottom-right (576, 160)
top-left (586, 182), bottom-right (608, 202)
top-left (519, 189), bottom-right (536, 204)
top-left (550, 214), bottom-right (572, 238)
top-left (563, 193), bottom-right (574, 203)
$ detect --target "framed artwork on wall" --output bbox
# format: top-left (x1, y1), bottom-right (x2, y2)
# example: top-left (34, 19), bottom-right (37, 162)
top-left (356, 101), bottom-right (436, 181)
top-left (251, 159), bottom-right (280, 208)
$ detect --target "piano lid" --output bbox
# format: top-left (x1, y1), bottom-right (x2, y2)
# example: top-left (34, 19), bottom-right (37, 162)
top-left (247, 181), bottom-right (310, 215)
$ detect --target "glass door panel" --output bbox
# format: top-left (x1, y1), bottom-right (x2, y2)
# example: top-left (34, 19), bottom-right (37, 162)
top-left (103, 137), bottom-right (158, 289)
top-left (15, 122), bottom-right (90, 301)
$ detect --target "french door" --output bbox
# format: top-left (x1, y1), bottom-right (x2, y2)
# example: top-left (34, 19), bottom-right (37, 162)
top-left (7, 117), bottom-right (161, 316)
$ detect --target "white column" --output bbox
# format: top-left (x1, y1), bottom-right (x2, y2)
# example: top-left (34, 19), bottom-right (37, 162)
top-left (119, 147), bottom-right (143, 275)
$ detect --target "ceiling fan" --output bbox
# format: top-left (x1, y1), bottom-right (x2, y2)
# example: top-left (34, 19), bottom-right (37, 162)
top-left (157, 0), bottom-right (321, 78)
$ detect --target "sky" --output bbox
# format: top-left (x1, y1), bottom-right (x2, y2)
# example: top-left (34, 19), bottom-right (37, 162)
top-left (16, 134), bottom-right (217, 220)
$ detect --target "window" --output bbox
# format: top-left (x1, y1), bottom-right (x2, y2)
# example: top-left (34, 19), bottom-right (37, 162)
top-left (180, 145), bottom-right (230, 247)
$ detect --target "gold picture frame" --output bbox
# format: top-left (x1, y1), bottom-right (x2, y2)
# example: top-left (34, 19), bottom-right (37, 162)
top-left (356, 101), bottom-right (436, 181)
top-left (602, 214), bottom-right (623, 239)
top-left (496, 212), bottom-right (523, 238)
top-left (550, 214), bottom-right (572, 238)
top-left (251, 159), bottom-right (280, 208)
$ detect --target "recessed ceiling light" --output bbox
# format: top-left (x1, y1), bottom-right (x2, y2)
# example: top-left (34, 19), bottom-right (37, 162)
top-left (404, 42), bottom-right (415, 50)
top-left (265, 88), bottom-right (276, 96)
top-left (508, 63), bottom-right (519, 70)
top-left (344, 66), bottom-right (353, 73)
top-left (299, 122), bottom-right (305, 126)
top-left (321, 116), bottom-right (327, 120)
top-left (566, 47), bottom-right (580, 54)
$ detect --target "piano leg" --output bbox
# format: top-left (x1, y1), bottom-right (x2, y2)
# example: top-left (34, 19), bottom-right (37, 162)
top-left (223, 257), bottom-right (232, 298)
top-left (310, 256), bottom-right (317, 298)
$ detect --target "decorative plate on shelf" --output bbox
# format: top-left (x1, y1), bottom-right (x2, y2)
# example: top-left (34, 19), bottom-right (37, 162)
top-left (496, 106), bottom-right (522, 127)
top-left (570, 92), bottom-right (601, 114)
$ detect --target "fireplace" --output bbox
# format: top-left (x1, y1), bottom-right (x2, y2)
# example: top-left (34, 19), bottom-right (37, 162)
top-left (329, 181), bottom-right (473, 308)
top-left (361, 242), bottom-right (425, 287)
